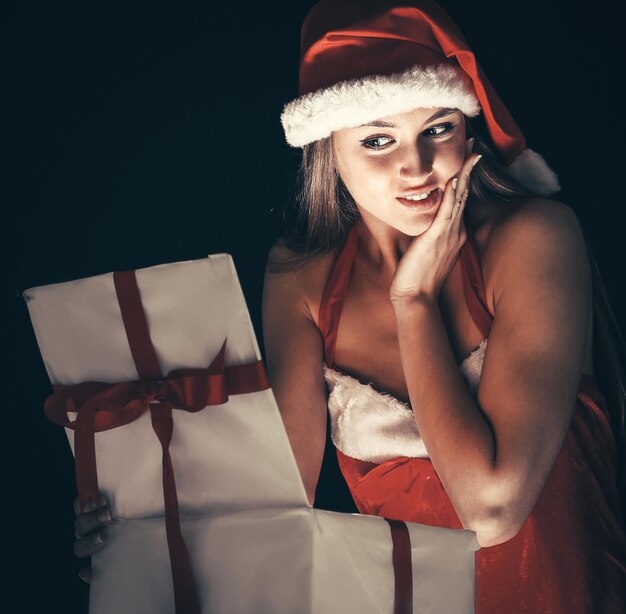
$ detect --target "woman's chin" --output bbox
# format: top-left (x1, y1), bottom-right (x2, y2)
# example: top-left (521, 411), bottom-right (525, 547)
top-left (357, 205), bottom-right (439, 237)
top-left (396, 214), bottom-right (438, 237)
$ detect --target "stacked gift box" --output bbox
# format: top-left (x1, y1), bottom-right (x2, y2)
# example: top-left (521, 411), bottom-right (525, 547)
top-left (25, 254), bottom-right (479, 614)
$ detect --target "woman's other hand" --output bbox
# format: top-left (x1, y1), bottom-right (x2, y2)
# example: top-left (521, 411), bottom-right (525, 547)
top-left (73, 495), bottom-right (114, 583)
top-left (390, 152), bottom-right (482, 301)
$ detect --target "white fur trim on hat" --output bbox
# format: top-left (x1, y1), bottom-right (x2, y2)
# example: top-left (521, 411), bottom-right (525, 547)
top-left (281, 64), bottom-right (481, 147)
top-left (506, 148), bottom-right (561, 195)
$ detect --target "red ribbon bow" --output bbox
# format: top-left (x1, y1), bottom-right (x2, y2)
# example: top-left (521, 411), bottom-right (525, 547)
top-left (44, 269), bottom-right (270, 614)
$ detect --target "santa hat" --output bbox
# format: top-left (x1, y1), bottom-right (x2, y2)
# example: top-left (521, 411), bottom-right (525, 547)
top-left (281, 0), bottom-right (560, 195)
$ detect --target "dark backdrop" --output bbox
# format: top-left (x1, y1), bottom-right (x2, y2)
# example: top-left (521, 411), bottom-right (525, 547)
top-left (6, 1), bottom-right (624, 611)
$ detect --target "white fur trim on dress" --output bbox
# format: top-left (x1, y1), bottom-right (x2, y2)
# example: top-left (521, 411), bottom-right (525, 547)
top-left (281, 64), bottom-right (481, 147)
top-left (507, 148), bottom-right (561, 195)
top-left (324, 365), bottom-right (429, 463)
top-left (324, 339), bottom-right (486, 463)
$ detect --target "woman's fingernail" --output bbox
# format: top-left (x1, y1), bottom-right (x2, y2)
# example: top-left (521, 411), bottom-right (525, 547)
top-left (472, 155), bottom-right (483, 167)
top-left (452, 178), bottom-right (458, 190)
top-left (98, 509), bottom-right (113, 523)
top-left (83, 501), bottom-right (97, 513)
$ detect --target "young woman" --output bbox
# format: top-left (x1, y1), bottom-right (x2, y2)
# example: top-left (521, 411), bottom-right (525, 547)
top-left (263, 0), bottom-right (626, 611)
top-left (74, 0), bottom-right (625, 610)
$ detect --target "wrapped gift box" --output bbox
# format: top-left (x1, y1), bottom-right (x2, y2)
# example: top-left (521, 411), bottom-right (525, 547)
top-left (24, 255), bottom-right (479, 614)
top-left (25, 256), bottom-right (305, 516)
top-left (91, 508), bottom-right (477, 614)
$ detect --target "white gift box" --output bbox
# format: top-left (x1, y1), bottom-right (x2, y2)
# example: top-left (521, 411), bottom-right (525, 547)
top-left (25, 256), bottom-right (305, 517)
top-left (92, 508), bottom-right (477, 614)
top-left (25, 255), bottom-right (479, 614)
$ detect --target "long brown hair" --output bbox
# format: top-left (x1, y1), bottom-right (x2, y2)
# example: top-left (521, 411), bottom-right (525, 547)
top-left (279, 113), bottom-right (626, 494)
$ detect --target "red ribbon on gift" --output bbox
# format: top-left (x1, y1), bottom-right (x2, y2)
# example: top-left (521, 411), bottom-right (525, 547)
top-left (45, 269), bottom-right (270, 614)
top-left (386, 518), bottom-right (413, 614)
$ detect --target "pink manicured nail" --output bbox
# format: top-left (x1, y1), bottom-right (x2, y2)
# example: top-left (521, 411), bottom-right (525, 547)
top-left (472, 155), bottom-right (483, 167)
top-left (452, 178), bottom-right (458, 190)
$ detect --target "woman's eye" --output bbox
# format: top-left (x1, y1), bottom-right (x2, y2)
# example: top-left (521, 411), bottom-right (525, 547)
top-left (360, 136), bottom-right (394, 149)
top-left (423, 123), bottom-right (454, 138)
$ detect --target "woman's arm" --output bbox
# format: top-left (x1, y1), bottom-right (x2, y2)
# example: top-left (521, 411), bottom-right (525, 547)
top-left (394, 199), bottom-right (592, 547)
top-left (262, 244), bottom-right (330, 505)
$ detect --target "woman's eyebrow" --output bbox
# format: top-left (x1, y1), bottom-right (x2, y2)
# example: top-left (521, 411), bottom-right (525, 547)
top-left (358, 119), bottom-right (396, 128)
top-left (425, 108), bottom-right (458, 122)
top-left (358, 108), bottom-right (458, 129)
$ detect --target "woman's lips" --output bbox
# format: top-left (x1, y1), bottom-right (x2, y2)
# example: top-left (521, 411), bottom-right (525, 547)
top-left (396, 188), bottom-right (443, 210)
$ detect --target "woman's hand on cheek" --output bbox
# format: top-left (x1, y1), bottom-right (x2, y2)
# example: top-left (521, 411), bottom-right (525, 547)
top-left (389, 152), bottom-right (482, 303)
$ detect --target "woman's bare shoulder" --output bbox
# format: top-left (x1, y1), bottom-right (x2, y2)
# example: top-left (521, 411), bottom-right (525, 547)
top-left (496, 196), bottom-right (578, 230)
top-left (479, 197), bottom-right (587, 308)
top-left (482, 197), bottom-right (583, 261)
top-left (264, 238), bottom-right (338, 326)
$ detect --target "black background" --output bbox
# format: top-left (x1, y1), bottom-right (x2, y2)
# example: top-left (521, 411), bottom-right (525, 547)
top-left (6, 1), bottom-right (624, 611)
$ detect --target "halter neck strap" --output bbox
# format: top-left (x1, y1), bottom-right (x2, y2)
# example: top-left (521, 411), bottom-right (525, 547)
top-left (318, 219), bottom-right (493, 367)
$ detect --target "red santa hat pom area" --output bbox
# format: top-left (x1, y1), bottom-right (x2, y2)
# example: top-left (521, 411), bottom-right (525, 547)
top-left (281, 0), bottom-right (560, 195)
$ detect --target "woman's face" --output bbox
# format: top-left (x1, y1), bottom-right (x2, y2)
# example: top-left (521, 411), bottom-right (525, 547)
top-left (332, 107), bottom-right (469, 236)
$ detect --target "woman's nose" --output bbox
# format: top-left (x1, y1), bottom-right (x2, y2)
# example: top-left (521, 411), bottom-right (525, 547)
top-left (399, 143), bottom-right (433, 180)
